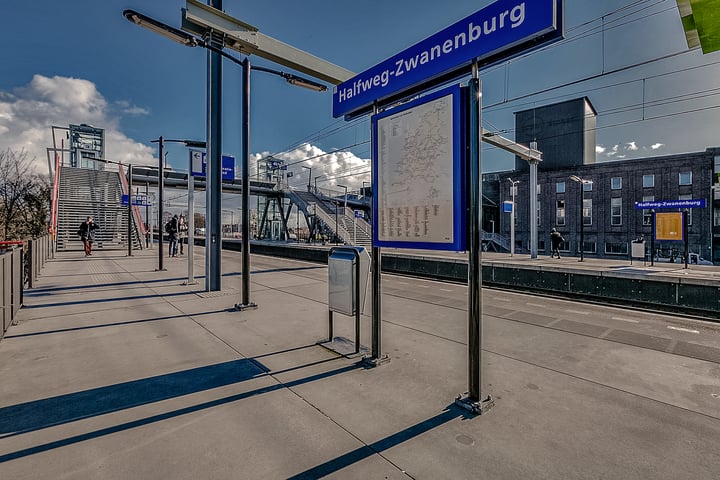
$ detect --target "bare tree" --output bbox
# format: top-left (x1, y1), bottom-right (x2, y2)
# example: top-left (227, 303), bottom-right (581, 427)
top-left (0, 149), bottom-right (50, 240)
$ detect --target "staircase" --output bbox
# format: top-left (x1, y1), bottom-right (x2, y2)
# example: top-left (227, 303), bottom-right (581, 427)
top-left (55, 166), bottom-right (142, 251)
top-left (285, 189), bottom-right (372, 248)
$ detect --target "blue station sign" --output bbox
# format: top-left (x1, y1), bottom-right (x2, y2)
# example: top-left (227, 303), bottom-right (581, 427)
top-left (190, 151), bottom-right (236, 181)
top-left (635, 199), bottom-right (707, 210)
top-left (333, 0), bottom-right (563, 118)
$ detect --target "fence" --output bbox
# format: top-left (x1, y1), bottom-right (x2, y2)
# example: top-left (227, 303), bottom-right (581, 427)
top-left (1, 235), bottom-right (51, 340)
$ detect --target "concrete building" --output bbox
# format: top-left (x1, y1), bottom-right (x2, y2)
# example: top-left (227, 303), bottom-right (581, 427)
top-left (491, 147), bottom-right (719, 264)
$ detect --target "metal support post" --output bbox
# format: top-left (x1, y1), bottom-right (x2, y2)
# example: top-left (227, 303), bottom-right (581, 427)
top-left (650, 209), bottom-right (655, 267)
top-left (186, 153), bottom-right (197, 285)
top-left (365, 102), bottom-right (389, 368)
top-left (157, 137), bottom-right (165, 270)
top-left (145, 182), bottom-right (150, 248)
top-left (206, 0), bottom-right (223, 291)
top-left (128, 164), bottom-right (133, 257)
top-left (579, 185), bottom-right (585, 262)
top-left (684, 209), bottom-right (689, 269)
top-left (456, 66), bottom-right (493, 414)
top-left (529, 160), bottom-right (539, 259)
top-left (236, 57), bottom-right (257, 310)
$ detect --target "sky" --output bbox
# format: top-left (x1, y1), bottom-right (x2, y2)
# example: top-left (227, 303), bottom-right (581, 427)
top-left (2, 0), bottom-right (720, 199)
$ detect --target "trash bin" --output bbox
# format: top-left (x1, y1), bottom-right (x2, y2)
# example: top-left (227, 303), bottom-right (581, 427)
top-left (328, 247), bottom-right (370, 316)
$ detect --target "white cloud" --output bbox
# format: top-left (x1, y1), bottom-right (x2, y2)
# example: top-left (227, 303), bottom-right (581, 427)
top-left (252, 143), bottom-right (370, 193)
top-left (0, 75), bottom-right (155, 174)
top-left (651, 143), bottom-right (664, 150)
top-left (626, 142), bottom-right (638, 151)
top-left (595, 145), bottom-right (606, 154)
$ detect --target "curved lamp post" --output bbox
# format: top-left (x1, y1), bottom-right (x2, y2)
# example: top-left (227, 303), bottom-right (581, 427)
top-left (569, 175), bottom-right (592, 262)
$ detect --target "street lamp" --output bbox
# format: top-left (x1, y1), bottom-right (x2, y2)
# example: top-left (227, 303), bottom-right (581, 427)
top-left (508, 178), bottom-right (519, 256)
top-left (125, 8), bottom-right (327, 307)
top-left (569, 175), bottom-right (592, 262)
top-left (301, 166), bottom-right (312, 192)
top-left (314, 175), bottom-right (323, 194)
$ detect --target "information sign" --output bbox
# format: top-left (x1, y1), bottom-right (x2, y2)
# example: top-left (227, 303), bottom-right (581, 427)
top-left (121, 194), bottom-right (152, 207)
top-left (655, 212), bottom-right (685, 241)
top-left (635, 199), bottom-right (706, 210)
top-left (190, 150), bottom-right (236, 181)
top-left (372, 84), bottom-right (465, 250)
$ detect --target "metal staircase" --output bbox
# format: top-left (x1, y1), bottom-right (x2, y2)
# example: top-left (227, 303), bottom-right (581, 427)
top-left (285, 189), bottom-right (372, 247)
top-left (55, 166), bottom-right (142, 251)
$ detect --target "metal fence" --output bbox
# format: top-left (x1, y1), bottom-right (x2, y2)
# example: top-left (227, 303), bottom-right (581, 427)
top-left (1, 235), bottom-right (51, 340)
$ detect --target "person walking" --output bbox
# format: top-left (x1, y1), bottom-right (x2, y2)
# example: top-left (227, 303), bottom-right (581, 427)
top-left (166, 214), bottom-right (179, 257)
top-left (78, 216), bottom-right (99, 256)
top-left (178, 214), bottom-right (188, 255)
top-left (550, 228), bottom-right (564, 259)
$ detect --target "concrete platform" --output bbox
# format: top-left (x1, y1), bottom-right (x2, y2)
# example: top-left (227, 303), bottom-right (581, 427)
top-left (1, 247), bottom-right (719, 479)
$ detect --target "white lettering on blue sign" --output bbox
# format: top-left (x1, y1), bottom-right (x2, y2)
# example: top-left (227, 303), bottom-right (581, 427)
top-left (333, 0), bottom-right (561, 117)
top-left (634, 199), bottom-right (706, 210)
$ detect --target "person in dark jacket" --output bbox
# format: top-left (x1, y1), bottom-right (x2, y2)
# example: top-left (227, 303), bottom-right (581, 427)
top-left (78, 216), bottom-right (99, 256)
top-left (167, 214), bottom-right (179, 257)
top-left (550, 228), bottom-right (564, 259)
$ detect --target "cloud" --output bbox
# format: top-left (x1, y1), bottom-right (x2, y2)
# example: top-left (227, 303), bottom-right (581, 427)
top-left (626, 142), bottom-right (638, 151)
top-left (595, 145), bottom-right (606, 154)
top-left (251, 143), bottom-right (370, 193)
top-left (0, 75), bottom-right (155, 174)
top-left (651, 143), bottom-right (664, 150)
top-left (115, 100), bottom-right (150, 116)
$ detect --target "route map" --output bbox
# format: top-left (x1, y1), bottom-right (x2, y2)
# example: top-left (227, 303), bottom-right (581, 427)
top-left (376, 92), bottom-right (455, 245)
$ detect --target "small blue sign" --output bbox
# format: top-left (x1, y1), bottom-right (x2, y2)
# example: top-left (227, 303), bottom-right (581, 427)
top-left (191, 151), bottom-right (235, 181)
top-left (635, 199), bottom-right (706, 210)
top-left (333, 0), bottom-right (563, 118)
top-left (354, 210), bottom-right (363, 218)
top-left (121, 194), bottom-right (151, 206)
top-left (503, 201), bottom-right (514, 213)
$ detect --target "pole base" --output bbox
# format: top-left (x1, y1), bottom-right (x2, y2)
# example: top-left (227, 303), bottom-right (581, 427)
top-left (361, 354), bottom-right (391, 368)
top-left (234, 302), bottom-right (258, 311)
top-left (154, 268), bottom-right (167, 272)
top-left (183, 280), bottom-right (199, 286)
top-left (454, 393), bottom-right (495, 415)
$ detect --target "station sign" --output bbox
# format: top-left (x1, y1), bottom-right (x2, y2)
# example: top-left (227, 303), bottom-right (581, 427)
top-left (333, 0), bottom-right (563, 118)
top-left (121, 194), bottom-right (151, 206)
top-left (190, 150), bottom-right (236, 181)
top-left (635, 199), bottom-right (706, 210)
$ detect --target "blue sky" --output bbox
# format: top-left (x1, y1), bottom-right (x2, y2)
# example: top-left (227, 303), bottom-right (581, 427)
top-left (2, 0), bottom-right (720, 194)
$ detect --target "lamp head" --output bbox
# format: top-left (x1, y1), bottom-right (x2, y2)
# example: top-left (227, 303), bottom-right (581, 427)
top-left (124, 9), bottom-right (200, 48)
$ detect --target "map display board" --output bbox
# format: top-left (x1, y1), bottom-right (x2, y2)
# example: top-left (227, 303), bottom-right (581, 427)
top-left (655, 212), bottom-right (685, 241)
top-left (372, 84), bottom-right (466, 250)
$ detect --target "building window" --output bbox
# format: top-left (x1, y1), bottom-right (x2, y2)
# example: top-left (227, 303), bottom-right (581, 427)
top-left (556, 200), bottom-right (566, 226)
top-left (679, 194), bottom-right (693, 226)
top-left (643, 175), bottom-right (654, 188)
top-left (679, 171), bottom-right (692, 185)
top-left (580, 241), bottom-right (597, 254)
top-left (537, 184), bottom-right (541, 195)
top-left (583, 181), bottom-right (593, 192)
top-left (611, 177), bottom-right (622, 190)
top-left (583, 198), bottom-right (592, 226)
top-left (642, 195), bottom-right (654, 226)
top-left (556, 181), bottom-right (566, 193)
top-left (605, 242), bottom-right (629, 255)
top-left (611, 198), bottom-right (622, 226)
top-left (715, 208), bottom-right (720, 227)
top-left (559, 240), bottom-right (570, 252)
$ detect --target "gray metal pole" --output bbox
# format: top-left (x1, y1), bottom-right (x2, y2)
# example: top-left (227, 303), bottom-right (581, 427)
top-left (529, 160), bottom-right (539, 259)
top-left (236, 57), bottom-right (256, 310)
top-left (128, 164), bottom-right (133, 257)
top-left (456, 64), bottom-right (492, 414)
top-left (187, 152), bottom-right (196, 285)
top-left (368, 102), bottom-right (387, 366)
top-left (145, 182), bottom-right (150, 248)
top-left (206, 0), bottom-right (222, 291)
top-left (579, 185), bottom-right (585, 262)
top-left (158, 137), bottom-right (165, 270)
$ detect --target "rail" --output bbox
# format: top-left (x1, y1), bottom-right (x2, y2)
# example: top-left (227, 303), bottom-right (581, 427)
top-left (0, 235), bottom-right (51, 341)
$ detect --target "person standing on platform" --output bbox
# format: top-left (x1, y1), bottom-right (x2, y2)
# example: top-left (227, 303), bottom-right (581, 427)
top-left (550, 228), bottom-right (564, 259)
top-left (178, 214), bottom-right (188, 255)
top-left (166, 214), bottom-right (179, 257)
top-left (78, 216), bottom-right (99, 256)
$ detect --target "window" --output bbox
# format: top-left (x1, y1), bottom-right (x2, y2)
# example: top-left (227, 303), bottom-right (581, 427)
top-left (715, 208), bottom-right (720, 227)
top-left (643, 175), bottom-right (654, 188)
top-left (556, 181), bottom-right (566, 194)
top-left (611, 198), bottom-right (622, 226)
top-left (611, 177), bottom-right (622, 190)
top-left (605, 242), bottom-right (629, 255)
top-left (679, 171), bottom-right (692, 185)
top-left (679, 194), bottom-right (693, 226)
top-left (580, 241), bottom-right (597, 254)
top-left (537, 201), bottom-right (541, 226)
top-left (583, 198), bottom-right (592, 226)
top-left (510, 184), bottom-right (518, 197)
top-left (537, 184), bottom-right (541, 195)
top-left (642, 195), bottom-right (654, 226)
top-left (583, 181), bottom-right (593, 192)
top-left (556, 200), bottom-right (566, 226)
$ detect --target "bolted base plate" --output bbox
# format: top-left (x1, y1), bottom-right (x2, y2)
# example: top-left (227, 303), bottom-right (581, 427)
top-left (454, 393), bottom-right (495, 415)
top-left (361, 354), bottom-right (391, 368)
top-left (234, 302), bottom-right (258, 311)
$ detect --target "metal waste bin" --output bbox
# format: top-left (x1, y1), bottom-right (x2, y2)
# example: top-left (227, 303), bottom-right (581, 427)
top-left (327, 247), bottom-right (370, 353)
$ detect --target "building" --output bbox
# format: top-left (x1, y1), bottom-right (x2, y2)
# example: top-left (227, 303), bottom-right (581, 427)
top-left (490, 147), bottom-right (719, 264)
